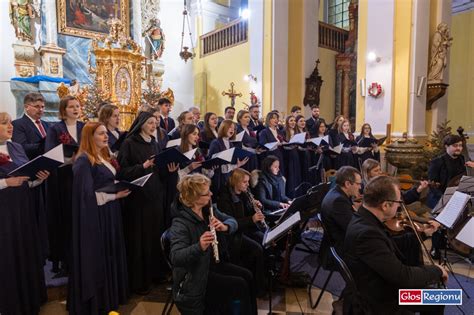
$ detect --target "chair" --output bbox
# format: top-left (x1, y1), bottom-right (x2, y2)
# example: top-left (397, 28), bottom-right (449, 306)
top-left (308, 213), bottom-right (336, 309)
top-left (160, 229), bottom-right (174, 315)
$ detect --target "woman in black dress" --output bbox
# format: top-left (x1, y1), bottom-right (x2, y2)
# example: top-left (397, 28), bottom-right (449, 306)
top-left (98, 104), bottom-right (122, 153)
top-left (282, 115), bottom-right (301, 198)
top-left (236, 110), bottom-right (259, 172)
top-left (68, 122), bottom-right (130, 315)
top-left (118, 111), bottom-right (178, 294)
top-left (0, 112), bottom-right (49, 315)
top-left (45, 95), bottom-right (85, 273)
top-left (200, 112), bottom-right (219, 154)
top-left (355, 123), bottom-right (380, 166)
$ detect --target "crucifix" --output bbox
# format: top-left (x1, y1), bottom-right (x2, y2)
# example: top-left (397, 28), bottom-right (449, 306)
top-left (222, 82), bottom-right (242, 107)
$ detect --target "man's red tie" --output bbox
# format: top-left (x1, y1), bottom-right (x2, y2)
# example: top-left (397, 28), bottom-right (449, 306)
top-left (164, 118), bottom-right (169, 131)
top-left (35, 120), bottom-right (46, 138)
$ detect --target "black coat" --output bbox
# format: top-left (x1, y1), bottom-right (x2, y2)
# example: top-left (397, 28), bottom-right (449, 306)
top-left (12, 114), bottom-right (50, 159)
top-left (305, 116), bottom-right (325, 138)
top-left (427, 153), bottom-right (466, 208)
top-left (343, 207), bottom-right (443, 315)
top-left (160, 116), bottom-right (175, 133)
top-left (169, 199), bottom-right (237, 314)
top-left (255, 172), bottom-right (290, 211)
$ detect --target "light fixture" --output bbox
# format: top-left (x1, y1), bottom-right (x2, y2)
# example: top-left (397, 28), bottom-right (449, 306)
top-left (179, 0), bottom-right (196, 63)
top-left (367, 51), bottom-right (381, 63)
top-left (244, 74), bottom-right (257, 82)
top-left (240, 8), bottom-right (250, 19)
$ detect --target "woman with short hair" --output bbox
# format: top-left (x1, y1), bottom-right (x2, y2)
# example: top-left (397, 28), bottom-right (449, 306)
top-left (170, 173), bottom-right (257, 314)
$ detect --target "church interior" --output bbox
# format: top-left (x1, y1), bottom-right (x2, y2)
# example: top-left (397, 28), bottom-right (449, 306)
top-left (1, 0), bottom-right (474, 314)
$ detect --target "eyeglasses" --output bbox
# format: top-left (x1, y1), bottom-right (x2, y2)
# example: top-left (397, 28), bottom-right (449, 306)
top-left (28, 104), bottom-right (45, 109)
top-left (385, 200), bottom-right (404, 204)
top-left (351, 181), bottom-right (362, 186)
top-left (199, 190), bottom-right (212, 197)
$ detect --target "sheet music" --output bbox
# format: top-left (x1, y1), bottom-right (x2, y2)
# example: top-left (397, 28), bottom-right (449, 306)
top-left (330, 144), bottom-right (343, 154)
top-left (289, 132), bottom-right (306, 144)
top-left (457, 176), bottom-right (474, 194)
top-left (166, 138), bottom-right (181, 148)
top-left (264, 211), bottom-right (301, 246)
top-left (455, 218), bottom-right (474, 248)
top-left (43, 144), bottom-right (65, 163)
top-left (131, 173), bottom-right (153, 187)
top-left (432, 186), bottom-right (457, 214)
top-left (467, 144), bottom-right (474, 161)
top-left (269, 208), bottom-right (286, 215)
top-left (183, 148), bottom-right (197, 160)
top-left (435, 191), bottom-right (470, 228)
top-left (231, 131), bottom-right (245, 142)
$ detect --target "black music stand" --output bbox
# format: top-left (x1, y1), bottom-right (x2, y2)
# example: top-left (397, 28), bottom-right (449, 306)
top-left (262, 211), bottom-right (302, 315)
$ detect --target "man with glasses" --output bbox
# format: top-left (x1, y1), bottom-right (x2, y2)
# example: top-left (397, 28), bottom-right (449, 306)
top-left (12, 92), bottom-right (50, 159)
top-left (343, 176), bottom-right (447, 315)
top-left (428, 134), bottom-right (474, 259)
top-left (320, 166), bottom-right (362, 262)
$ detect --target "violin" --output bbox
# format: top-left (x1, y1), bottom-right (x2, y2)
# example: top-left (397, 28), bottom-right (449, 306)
top-left (396, 174), bottom-right (440, 190)
top-left (385, 209), bottom-right (432, 236)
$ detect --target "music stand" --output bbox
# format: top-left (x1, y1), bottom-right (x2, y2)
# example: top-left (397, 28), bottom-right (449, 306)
top-left (434, 191), bottom-right (471, 300)
top-left (262, 211), bottom-right (302, 315)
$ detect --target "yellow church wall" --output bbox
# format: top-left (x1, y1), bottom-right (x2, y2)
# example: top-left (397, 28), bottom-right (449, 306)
top-left (447, 10), bottom-right (474, 137)
top-left (287, 0), bottom-right (303, 113)
top-left (391, 0), bottom-right (412, 134)
top-left (356, 0), bottom-right (367, 130)
top-left (193, 16), bottom-right (251, 116)
top-left (318, 48), bottom-right (337, 123)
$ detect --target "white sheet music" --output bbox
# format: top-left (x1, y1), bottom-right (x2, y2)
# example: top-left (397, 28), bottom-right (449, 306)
top-left (435, 191), bottom-right (470, 228)
top-left (166, 138), bottom-right (181, 148)
top-left (455, 218), bottom-right (474, 248)
top-left (432, 186), bottom-right (457, 214)
top-left (131, 173), bottom-right (153, 187)
top-left (264, 211), bottom-right (301, 246)
top-left (43, 144), bottom-right (65, 163)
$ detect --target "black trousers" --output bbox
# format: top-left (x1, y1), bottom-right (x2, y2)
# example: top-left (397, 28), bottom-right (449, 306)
top-left (205, 262), bottom-right (257, 315)
top-left (238, 233), bottom-right (266, 295)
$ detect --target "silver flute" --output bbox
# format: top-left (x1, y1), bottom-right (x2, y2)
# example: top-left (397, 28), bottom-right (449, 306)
top-left (208, 201), bottom-right (220, 263)
top-left (246, 189), bottom-right (269, 231)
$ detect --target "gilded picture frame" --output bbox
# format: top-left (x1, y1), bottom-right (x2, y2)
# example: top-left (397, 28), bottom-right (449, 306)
top-left (57, 0), bottom-right (130, 40)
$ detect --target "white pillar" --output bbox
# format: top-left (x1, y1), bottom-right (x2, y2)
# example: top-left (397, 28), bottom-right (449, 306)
top-left (272, 0), bottom-right (288, 114)
top-left (364, 0), bottom-right (395, 135)
top-left (249, 0), bottom-right (264, 110)
top-left (302, 0), bottom-right (319, 117)
top-left (407, 0), bottom-right (430, 138)
top-left (42, 0), bottom-right (58, 45)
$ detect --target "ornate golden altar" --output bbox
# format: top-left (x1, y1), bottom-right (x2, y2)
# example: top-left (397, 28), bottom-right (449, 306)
top-left (90, 19), bottom-right (145, 129)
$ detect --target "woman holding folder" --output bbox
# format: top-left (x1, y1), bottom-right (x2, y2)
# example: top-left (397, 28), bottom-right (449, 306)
top-left (236, 110), bottom-right (259, 172)
top-left (68, 122), bottom-right (130, 315)
top-left (45, 95), bottom-right (85, 274)
top-left (282, 115), bottom-right (301, 198)
top-left (335, 119), bottom-right (358, 170)
top-left (118, 111), bottom-right (177, 294)
top-left (0, 112), bottom-right (49, 315)
top-left (258, 112), bottom-right (285, 176)
top-left (355, 123), bottom-right (380, 165)
top-left (208, 120), bottom-right (248, 195)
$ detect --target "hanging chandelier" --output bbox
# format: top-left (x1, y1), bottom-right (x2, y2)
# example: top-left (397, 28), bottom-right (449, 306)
top-left (179, 0), bottom-right (196, 63)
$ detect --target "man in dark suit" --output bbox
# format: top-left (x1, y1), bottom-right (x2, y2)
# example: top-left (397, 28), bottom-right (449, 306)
top-left (320, 166), bottom-right (362, 259)
top-left (305, 105), bottom-right (325, 137)
top-left (343, 176), bottom-right (446, 315)
top-left (248, 105), bottom-right (263, 132)
top-left (12, 92), bottom-right (50, 159)
top-left (158, 98), bottom-right (175, 133)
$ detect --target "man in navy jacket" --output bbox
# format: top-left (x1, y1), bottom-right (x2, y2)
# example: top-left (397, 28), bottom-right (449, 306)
top-left (12, 92), bottom-right (50, 159)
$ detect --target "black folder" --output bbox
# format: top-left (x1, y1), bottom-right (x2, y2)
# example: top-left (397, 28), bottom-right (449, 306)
top-left (96, 173), bottom-right (152, 193)
top-left (200, 147), bottom-right (255, 169)
top-left (8, 144), bottom-right (65, 179)
top-left (153, 147), bottom-right (194, 168)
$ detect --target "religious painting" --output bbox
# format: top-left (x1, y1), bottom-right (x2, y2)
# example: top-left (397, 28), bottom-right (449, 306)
top-left (57, 0), bottom-right (130, 39)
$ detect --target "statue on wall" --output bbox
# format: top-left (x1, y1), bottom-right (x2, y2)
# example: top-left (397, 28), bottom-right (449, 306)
top-left (144, 18), bottom-right (165, 60)
top-left (428, 22), bottom-right (453, 83)
top-left (303, 60), bottom-right (323, 107)
top-left (9, 0), bottom-right (39, 42)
